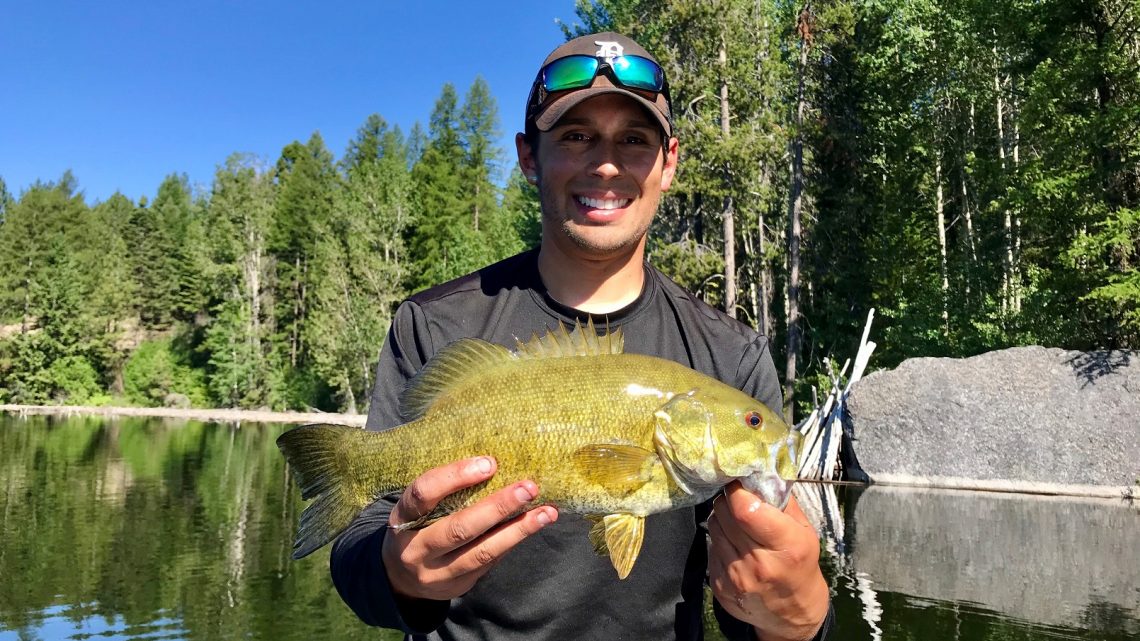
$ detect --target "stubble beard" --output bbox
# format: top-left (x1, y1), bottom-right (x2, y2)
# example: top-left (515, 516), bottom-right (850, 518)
top-left (542, 192), bottom-right (658, 258)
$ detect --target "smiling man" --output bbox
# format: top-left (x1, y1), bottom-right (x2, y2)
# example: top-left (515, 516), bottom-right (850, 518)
top-left (329, 32), bottom-right (834, 641)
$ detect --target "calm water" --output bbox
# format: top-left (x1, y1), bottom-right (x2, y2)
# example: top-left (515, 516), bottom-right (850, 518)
top-left (0, 415), bottom-right (1136, 641)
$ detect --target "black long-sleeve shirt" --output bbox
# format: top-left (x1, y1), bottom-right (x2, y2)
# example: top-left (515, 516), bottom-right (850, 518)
top-left (329, 249), bottom-right (833, 641)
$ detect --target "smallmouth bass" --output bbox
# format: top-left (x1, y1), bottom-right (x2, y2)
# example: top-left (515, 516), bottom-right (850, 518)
top-left (277, 321), bottom-right (801, 579)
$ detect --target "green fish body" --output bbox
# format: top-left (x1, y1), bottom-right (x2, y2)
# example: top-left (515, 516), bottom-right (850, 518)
top-left (277, 322), bottom-right (801, 579)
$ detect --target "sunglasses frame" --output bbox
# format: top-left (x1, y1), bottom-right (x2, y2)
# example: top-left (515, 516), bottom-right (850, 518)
top-left (526, 54), bottom-right (671, 120)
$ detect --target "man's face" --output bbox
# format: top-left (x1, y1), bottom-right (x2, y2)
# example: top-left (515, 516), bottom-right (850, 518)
top-left (517, 93), bottom-right (678, 260)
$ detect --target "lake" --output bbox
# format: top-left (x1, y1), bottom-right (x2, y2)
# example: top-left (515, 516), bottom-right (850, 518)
top-left (1, 415), bottom-right (1136, 640)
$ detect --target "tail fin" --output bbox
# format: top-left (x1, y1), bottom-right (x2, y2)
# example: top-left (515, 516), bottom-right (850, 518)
top-left (277, 423), bottom-right (374, 560)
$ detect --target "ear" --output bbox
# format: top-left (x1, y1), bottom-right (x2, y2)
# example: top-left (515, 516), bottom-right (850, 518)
top-left (516, 132), bottom-right (538, 183)
top-left (660, 137), bottom-right (679, 192)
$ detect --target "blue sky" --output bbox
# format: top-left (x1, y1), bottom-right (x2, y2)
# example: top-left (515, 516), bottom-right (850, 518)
top-left (0, 1), bottom-right (581, 204)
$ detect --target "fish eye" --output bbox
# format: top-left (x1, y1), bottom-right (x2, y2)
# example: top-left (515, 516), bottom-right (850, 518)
top-left (743, 411), bottom-right (762, 428)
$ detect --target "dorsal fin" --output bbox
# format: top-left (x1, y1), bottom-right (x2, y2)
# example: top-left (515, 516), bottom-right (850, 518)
top-left (515, 318), bottom-right (624, 359)
top-left (399, 338), bottom-right (515, 420)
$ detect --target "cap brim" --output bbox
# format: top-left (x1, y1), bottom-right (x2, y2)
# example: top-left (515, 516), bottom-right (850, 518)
top-left (534, 86), bottom-right (672, 137)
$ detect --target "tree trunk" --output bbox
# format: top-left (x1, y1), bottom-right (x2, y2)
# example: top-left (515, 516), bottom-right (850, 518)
top-left (962, 100), bottom-right (978, 302)
top-left (473, 182), bottom-right (480, 232)
top-left (1012, 94), bottom-right (1022, 313)
top-left (344, 376), bottom-right (358, 416)
top-left (995, 50), bottom-right (1014, 318)
top-left (936, 153), bottom-right (949, 332)
top-left (290, 255), bottom-right (301, 367)
top-left (785, 4), bottom-right (811, 422)
top-left (720, 38), bottom-right (737, 319)
top-left (21, 255), bottom-right (31, 334)
top-left (759, 209), bottom-right (773, 337)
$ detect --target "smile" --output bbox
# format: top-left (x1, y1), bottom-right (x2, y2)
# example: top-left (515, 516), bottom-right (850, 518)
top-left (575, 195), bottom-right (631, 210)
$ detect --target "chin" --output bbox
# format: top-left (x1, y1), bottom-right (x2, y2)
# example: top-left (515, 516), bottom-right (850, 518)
top-left (563, 226), bottom-right (645, 257)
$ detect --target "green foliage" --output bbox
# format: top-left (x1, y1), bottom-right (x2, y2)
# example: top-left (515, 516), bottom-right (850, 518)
top-left (5, 1), bottom-right (1138, 412)
top-left (123, 338), bottom-right (209, 407)
top-left (46, 355), bottom-right (103, 404)
top-left (501, 169), bottom-right (543, 250)
top-left (649, 239), bottom-right (726, 307)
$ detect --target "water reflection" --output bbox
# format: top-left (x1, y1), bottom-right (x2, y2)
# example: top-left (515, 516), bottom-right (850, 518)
top-left (0, 415), bottom-right (398, 641)
top-left (798, 482), bottom-right (1140, 640)
top-left (2, 415), bottom-right (1137, 641)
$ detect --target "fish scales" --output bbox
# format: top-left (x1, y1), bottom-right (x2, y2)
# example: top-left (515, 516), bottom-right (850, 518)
top-left (401, 353), bottom-right (703, 516)
top-left (277, 320), bottom-right (802, 577)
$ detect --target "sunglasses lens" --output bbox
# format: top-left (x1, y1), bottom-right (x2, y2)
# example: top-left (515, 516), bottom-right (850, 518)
top-left (543, 56), bottom-right (600, 91)
top-left (610, 55), bottom-right (664, 91)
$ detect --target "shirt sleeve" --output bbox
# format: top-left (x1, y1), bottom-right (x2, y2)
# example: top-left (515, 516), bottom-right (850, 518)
top-left (328, 301), bottom-right (451, 633)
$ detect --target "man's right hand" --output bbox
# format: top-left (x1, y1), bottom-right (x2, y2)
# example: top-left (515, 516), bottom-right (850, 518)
top-left (381, 456), bottom-right (559, 602)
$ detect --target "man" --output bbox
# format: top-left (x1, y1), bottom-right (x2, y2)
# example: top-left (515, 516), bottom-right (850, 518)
top-left (329, 32), bottom-right (834, 641)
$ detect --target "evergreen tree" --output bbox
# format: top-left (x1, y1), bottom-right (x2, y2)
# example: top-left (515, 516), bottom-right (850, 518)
top-left (0, 174), bottom-right (87, 330)
top-left (408, 83), bottom-right (468, 290)
top-left (202, 155), bottom-right (281, 408)
top-left (0, 176), bottom-right (12, 224)
top-left (131, 175), bottom-right (193, 328)
top-left (460, 76), bottom-right (503, 233)
top-left (307, 119), bottom-right (413, 413)
top-left (85, 193), bottom-right (139, 394)
top-left (271, 132), bottom-right (339, 370)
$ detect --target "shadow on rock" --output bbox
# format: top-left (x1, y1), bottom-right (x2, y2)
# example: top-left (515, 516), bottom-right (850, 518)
top-left (1066, 350), bottom-right (1132, 388)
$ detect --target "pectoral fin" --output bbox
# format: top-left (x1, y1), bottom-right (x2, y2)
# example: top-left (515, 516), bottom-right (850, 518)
top-left (571, 444), bottom-right (657, 496)
top-left (586, 513), bottom-right (646, 579)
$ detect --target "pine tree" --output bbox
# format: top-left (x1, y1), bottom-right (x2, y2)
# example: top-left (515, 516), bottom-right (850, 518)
top-left (85, 193), bottom-right (139, 394)
top-left (202, 154), bottom-right (281, 408)
top-left (271, 132), bottom-right (339, 370)
top-left (306, 118), bottom-right (413, 413)
top-left (132, 175), bottom-right (193, 328)
top-left (408, 83), bottom-right (483, 289)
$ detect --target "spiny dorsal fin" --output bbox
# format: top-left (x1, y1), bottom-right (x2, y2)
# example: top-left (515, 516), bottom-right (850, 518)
top-left (399, 338), bottom-right (515, 420)
top-left (515, 318), bottom-right (624, 359)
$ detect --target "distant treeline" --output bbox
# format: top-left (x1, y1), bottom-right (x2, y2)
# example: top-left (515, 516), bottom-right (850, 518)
top-left (1, 0), bottom-right (1137, 418)
top-left (0, 77), bottom-right (539, 413)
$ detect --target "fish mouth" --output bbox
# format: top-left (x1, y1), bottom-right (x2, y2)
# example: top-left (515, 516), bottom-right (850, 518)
top-left (741, 471), bottom-right (793, 510)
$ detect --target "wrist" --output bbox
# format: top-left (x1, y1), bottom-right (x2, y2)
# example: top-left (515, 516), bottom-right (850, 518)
top-left (753, 594), bottom-right (833, 641)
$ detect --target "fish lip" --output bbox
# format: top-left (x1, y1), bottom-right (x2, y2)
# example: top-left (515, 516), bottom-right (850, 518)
top-left (741, 471), bottom-right (794, 510)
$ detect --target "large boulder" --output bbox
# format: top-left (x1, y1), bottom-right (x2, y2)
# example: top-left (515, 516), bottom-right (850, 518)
top-left (846, 347), bottom-right (1140, 489)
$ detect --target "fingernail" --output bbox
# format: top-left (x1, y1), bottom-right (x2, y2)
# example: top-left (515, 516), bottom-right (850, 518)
top-left (468, 457), bottom-right (492, 476)
top-left (514, 484), bottom-right (535, 502)
top-left (536, 509), bottom-right (552, 525)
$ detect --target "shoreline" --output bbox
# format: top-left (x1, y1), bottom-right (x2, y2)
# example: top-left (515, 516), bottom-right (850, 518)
top-left (4, 404), bottom-right (1133, 501)
top-left (0, 403), bottom-right (367, 426)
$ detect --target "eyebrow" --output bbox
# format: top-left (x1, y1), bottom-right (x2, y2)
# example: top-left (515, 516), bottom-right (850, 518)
top-left (554, 116), bottom-right (657, 130)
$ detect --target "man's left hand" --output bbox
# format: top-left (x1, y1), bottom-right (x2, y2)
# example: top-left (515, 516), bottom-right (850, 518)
top-left (707, 482), bottom-right (830, 641)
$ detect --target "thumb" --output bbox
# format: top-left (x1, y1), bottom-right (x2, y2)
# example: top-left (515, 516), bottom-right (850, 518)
top-left (723, 482), bottom-right (815, 549)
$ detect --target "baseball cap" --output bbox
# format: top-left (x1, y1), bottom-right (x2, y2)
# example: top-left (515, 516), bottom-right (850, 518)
top-left (525, 32), bottom-right (673, 137)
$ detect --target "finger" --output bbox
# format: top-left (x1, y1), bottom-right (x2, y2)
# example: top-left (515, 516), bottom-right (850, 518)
top-left (708, 501), bottom-right (760, 568)
top-left (443, 504), bottom-right (559, 576)
top-left (390, 456), bottom-right (496, 528)
top-left (417, 480), bottom-right (544, 555)
top-left (706, 532), bottom-right (752, 617)
top-left (724, 481), bottom-right (811, 549)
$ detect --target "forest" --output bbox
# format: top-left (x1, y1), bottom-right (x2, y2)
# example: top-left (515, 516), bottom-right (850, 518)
top-left (1, 0), bottom-right (1137, 420)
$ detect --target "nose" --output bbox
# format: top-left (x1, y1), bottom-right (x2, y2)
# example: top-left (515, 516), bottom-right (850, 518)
top-left (588, 140), bottom-right (623, 179)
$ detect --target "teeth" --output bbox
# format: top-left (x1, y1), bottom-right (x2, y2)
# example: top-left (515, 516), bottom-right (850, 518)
top-left (577, 196), bottom-right (631, 210)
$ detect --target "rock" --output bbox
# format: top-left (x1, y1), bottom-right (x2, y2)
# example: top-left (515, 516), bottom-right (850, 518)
top-left (846, 347), bottom-right (1140, 487)
top-left (847, 485), bottom-right (1140, 632)
top-left (163, 393), bottom-right (191, 409)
